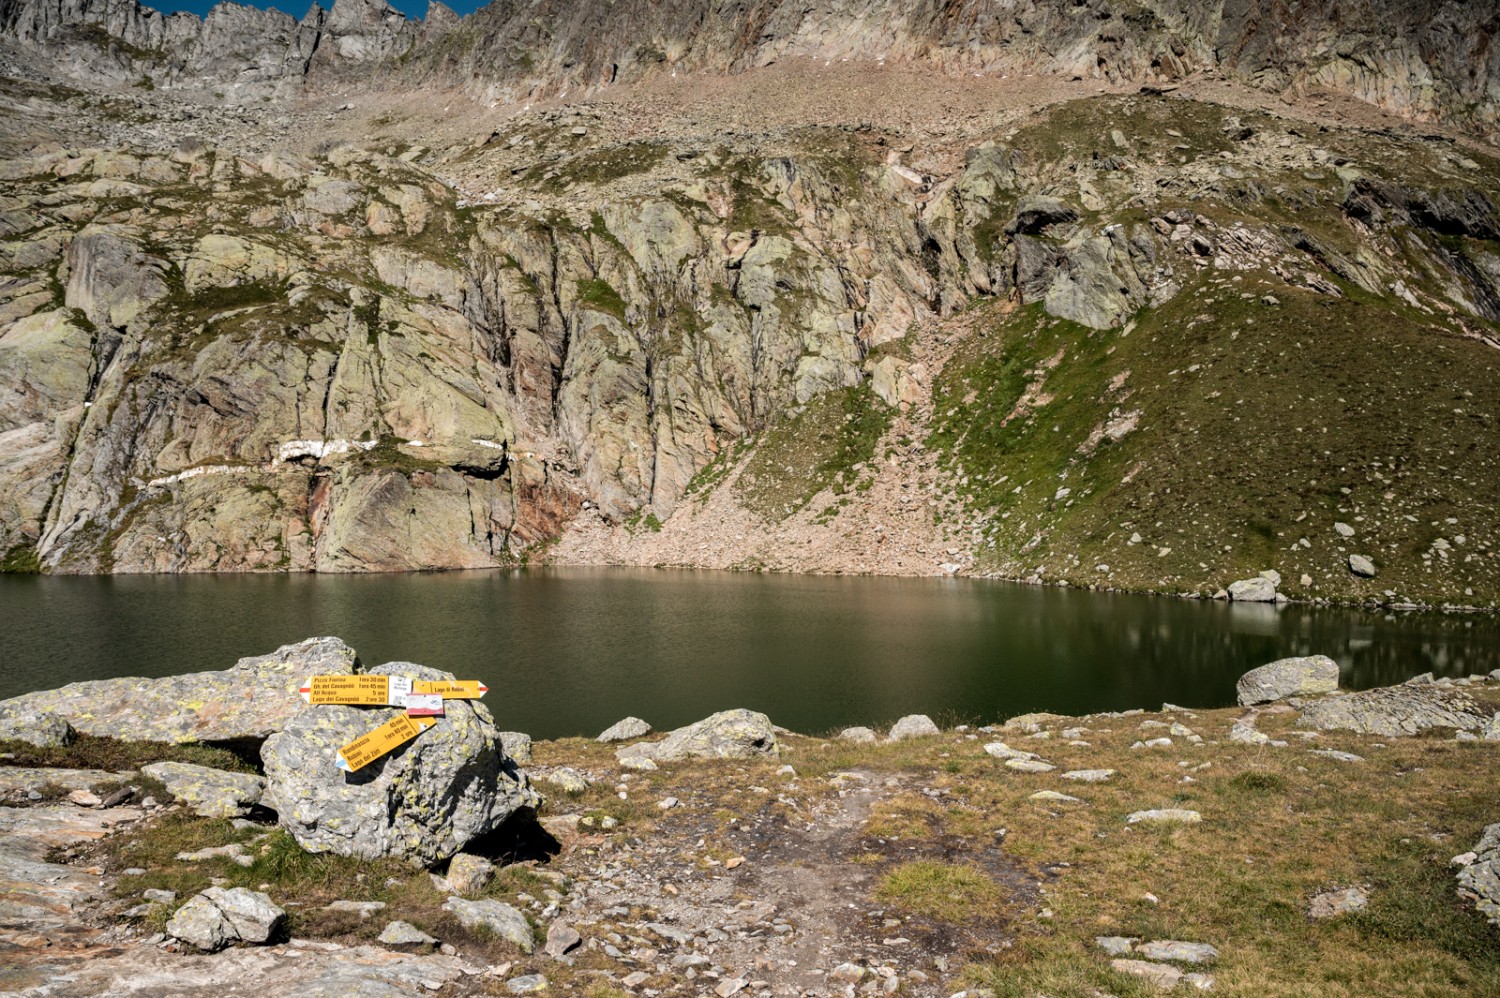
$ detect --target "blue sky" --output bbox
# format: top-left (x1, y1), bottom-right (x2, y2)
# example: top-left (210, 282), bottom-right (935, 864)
top-left (146, 0), bottom-right (482, 20)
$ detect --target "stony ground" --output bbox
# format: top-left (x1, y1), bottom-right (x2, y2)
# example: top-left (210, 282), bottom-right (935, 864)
top-left (3, 675), bottom-right (1499, 997)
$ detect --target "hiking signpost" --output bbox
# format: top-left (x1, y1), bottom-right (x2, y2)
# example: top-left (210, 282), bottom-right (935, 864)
top-left (299, 674), bottom-right (489, 772)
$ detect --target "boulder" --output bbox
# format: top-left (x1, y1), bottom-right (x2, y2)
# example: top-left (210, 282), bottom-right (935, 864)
top-left (542, 768), bottom-right (588, 793)
top-left (498, 731), bottom-right (533, 764)
top-left (1456, 823), bottom-right (1500, 925)
top-left (0, 706), bottom-right (74, 748)
top-left (887, 714), bottom-right (941, 741)
top-left (837, 726), bottom-right (877, 743)
top-left (166, 887), bottom-right (284, 951)
top-left (1297, 681), bottom-right (1492, 737)
top-left (596, 717), bottom-right (652, 743)
top-left (0, 637), bottom-right (358, 743)
top-left (379, 920), bottom-right (439, 948)
top-left (140, 761), bottom-right (265, 818)
top-left (1348, 554), bottom-right (1377, 577)
top-left (615, 709), bottom-right (778, 764)
top-left (544, 922), bottom-right (582, 957)
top-left (1236, 655), bottom-right (1340, 706)
top-left (442, 853), bottom-right (493, 895)
top-left (261, 662), bottom-right (539, 866)
top-left (442, 897), bottom-right (534, 952)
top-left (1227, 576), bottom-right (1278, 602)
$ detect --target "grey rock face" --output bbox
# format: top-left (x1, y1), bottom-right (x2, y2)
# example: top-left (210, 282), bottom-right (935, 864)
top-left (1456, 823), bottom-right (1500, 925)
top-left (1297, 682), bottom-right (1493, 737)
top-left (616, 708), bottom-right (779, 763)
top-left (596, 717), bottom-right (652, 743)
top-left (0, 706), bottom-right (74, 748)
top-left (261, 662), bottom-right (539, 866)
top-left (1227, 576), bottom-right (1278, 602)
top-left (140, 762), bottom-right (264, 818)
top-left (442, 897), bottom-right (534, 952)
top-left (886, 714), bottom-right (941, 741)
top-left (1236, 655), bottom-right (1341, 706)
top-left (166, 887), bottom-right (284, 951)
top-left (0, 637), bottom-right (357, 743)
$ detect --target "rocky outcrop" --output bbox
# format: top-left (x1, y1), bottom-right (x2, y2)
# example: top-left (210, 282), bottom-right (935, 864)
top-left (0, 637), bottom-right (358, 743)
top-left (1236, 656), bottom-right (1340, 707)
top-left (1455, 823), bottom-right (1500, 926)
top-left (0, 705), bottom-right (74, 747)
top-left (260, 661), bottom-right (538, 866)
top-left (616, 708), bottom-right (779, 764)
top-left (139, 761), bottom-right (264, 818)
top-left (1297, 680), bottom-right (1494, 737)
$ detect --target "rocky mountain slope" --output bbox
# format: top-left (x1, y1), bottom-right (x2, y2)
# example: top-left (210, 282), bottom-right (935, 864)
top-left (0, 0), bottom-right (1498, 607)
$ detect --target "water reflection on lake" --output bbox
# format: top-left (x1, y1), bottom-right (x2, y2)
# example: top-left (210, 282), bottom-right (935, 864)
top-left (2, 568), bottom-right (1496, 739)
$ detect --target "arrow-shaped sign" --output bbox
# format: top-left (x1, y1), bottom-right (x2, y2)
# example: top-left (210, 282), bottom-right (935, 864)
top-left (336, 713), bottom-right (439, 772)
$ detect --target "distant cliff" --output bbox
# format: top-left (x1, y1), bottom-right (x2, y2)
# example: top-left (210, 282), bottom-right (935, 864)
top-left (2, 0), bottom-right (1499, 135)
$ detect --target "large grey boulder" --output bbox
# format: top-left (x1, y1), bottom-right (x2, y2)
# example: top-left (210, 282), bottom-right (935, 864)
top-left (615, 709), bottom-right (778, 764)
top-left (1456, 823), bottom-right (1500, 925)
top-left (261, 662), bottom-right (538, 867)
top-left (1298, 679), bottom-right (1492, 737)
top-left (1227, 576), bottom-right (1278, 602)
top-left (166, 887), bottom-right (285, 951)
top-left (442, 897), bottom-right (534, 952)
top-left (0, 637), bottom-right (358, 743)
top-left (887, 714), bottom-right (941, 741)
top-left (596, 717), bottom-right (652, 743)
top-left (0, 705), bottom-right (74, 748)
top-left (1236, 655), bottom-right (1340, 706)
top-left (140, 761), bottom-right (264, 818)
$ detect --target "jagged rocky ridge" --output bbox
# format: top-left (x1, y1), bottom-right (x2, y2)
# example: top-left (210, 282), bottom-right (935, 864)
top-left (3, 0), bottom-right (1500, 137)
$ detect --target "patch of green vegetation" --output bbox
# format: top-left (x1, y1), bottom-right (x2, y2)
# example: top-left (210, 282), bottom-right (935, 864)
top-left (875, 860), bottom-right (1002, 922)
top-left (576, 278), bottom-right (628, 321)
top-left (1, 542), bottom-right (41, 574)
top-left (736, 383), bottom-right (892, 521)
top-left (0, 734), bottom-right (254, 773)
top-left (624, 510), bottom-right (664, 533)
top-left (531, 141), bottom-right (669, 193)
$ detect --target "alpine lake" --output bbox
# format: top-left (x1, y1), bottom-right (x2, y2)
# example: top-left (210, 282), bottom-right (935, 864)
top-left (3, 567), bottom-right (1498, 739)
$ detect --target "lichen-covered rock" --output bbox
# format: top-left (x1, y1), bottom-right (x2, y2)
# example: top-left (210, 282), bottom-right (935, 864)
top-left (139, 762), bottom-right (264, 818)
top-left (887, 714), bottom-right (941, 741)
top-left (498, 731), bottom-right (533, 765)
top-left (442, 897), bottom-right (534, 952)
top-left (166, 887), bottom-right (284, 951)
top-left (0, 637), bottom-right (358, 743)
top-left (1236, 655), bottom-right (1341, 706)
top-left (615, 708), bottom-right (778, 764)
top-left (1456, 823), bottom-right (1500, 925)
top-left (379, 920), bottom-right (439, 948)
top-left (596, 717), bottom-right (652, 743)
top-left (261, 662), bottom-right (538, 866)
top-left (542, 768), bottom-right (588, 794)
top-left (1297, 681), bottom-right (1492, 737)
top-left (0, 706), bottom-right (74, 748)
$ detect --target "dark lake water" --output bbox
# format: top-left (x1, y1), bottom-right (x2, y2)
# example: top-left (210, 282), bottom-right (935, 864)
top-left (2, 568), bottom-right (1498, 739)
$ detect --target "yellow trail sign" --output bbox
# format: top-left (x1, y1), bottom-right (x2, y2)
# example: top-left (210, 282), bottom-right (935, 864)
top-left (300, 674), bottom-right (412, 706)
top-left (335, 713), bottom-right (435, 772)
top-left (413, 679), bottom-right (489, 699)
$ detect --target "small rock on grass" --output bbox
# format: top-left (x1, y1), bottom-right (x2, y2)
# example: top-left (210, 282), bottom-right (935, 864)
top-left (379, 920), bottom-right (438, 948)
top-left (506, 974), bottom-right (547, 994)
top-left (596, 717), bottom-right (652, 742)
top-left (1136, 940), bottom-right (1219, 964)
top-left (1096, 936), bottom-right (1138, 956)
top-left (1030, 790), bottom-right (1081, 803)
top-left (166, 887), bottom-right (284, 952)
top-left (1307, 886), bottom-right (1370, 919)
top-left (887, 714), bottom-right (941, 741)
top-left (839, 726), bottom-right (877, 743)
top-left (1126, 809), bottom-right (1202, 825)
top-left (443, 897), bottom-right (533, 953)
top-left (441, 853), bottom-right (493, 895)
top-left (543, 922), bottom-right (581, 958)
top-left (1061, 768), bottom-right (1116, 782)
top-left (542, 768), bottom-right (589, 794)
top-left (1006, 758), bottom-right (1056, 773)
